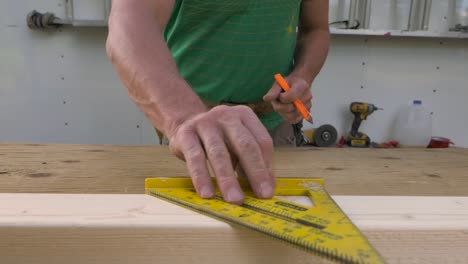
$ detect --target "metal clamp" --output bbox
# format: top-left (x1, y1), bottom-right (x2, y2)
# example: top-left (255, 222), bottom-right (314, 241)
top-left (26, 10), bottom-right (61, 30)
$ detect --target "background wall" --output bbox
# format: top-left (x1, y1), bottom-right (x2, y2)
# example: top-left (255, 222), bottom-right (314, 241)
top-left (1, 0), bottom-right (468, 147)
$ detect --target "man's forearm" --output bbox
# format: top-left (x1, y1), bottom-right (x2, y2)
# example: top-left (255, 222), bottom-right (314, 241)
top-left (291, 28), bottom-right (330, 85)
top-left (106, 2), bottom-right (206, 138)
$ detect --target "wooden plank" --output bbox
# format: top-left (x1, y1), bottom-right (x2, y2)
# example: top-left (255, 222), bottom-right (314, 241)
top-left (1, 143), bottom-right (467, 195)
top-left (0, 194), bottom-right (467, 264)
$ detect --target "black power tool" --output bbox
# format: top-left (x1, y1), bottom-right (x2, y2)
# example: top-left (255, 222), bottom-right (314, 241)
top-left (345, 102), bottom-right (382, 147)
top-left (292, 123), bottom-right (338, 147)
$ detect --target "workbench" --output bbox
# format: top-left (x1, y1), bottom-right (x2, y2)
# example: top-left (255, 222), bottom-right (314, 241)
top-left (1, 143), bottom-right (467, 264)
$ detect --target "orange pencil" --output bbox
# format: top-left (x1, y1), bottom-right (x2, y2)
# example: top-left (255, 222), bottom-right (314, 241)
top-left (274, 73), bottom-right (314, 124)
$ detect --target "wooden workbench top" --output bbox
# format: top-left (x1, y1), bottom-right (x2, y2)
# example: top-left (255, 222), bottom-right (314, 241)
top-left (1, 193), bottom-right (467, 264)
top-left (1, 143), bottom-right (467, 195)
top-left (1, 143), bottom-right (468, 264)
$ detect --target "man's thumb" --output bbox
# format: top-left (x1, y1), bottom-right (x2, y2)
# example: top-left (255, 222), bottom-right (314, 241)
top-left (263, 83), bottom-right (281, 102)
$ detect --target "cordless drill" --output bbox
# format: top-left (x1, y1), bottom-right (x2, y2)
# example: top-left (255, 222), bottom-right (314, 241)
top-left (345, 102), bottom-right (382, 147)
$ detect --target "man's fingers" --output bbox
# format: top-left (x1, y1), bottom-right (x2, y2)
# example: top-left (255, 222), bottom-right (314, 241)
top-left (196, 121), bottom-right (244, 204)
top-left (171, 105), bottom-right (278, 203)
top-left (283, 112), bottom-right (302, 124)
top-left (273, 99), bottom-right (312, 122)
top-left (269, 76), bottom-right (312, 122)
top-left (233, 106), bottom-right (275, 198)
top-left (278, 86), bottom-right (304, 104)
top-left (304, 99), bottom-right (312, 111)
top-left (236, 106), bottom-right (274, 170)
top-left (293, 114), bottom-right (304, 124)
top-left (271, 100), bottom-right (296, 113)
top-left (223, 122), bottom-right (274, 199)
top-left (178, 130), bottom-right (214, 199)
top-left (263, 82), bottom-right (282, 102)
top-left (304, 92), bottom-right (313, 103)
top-left (236, 165), bottom-right (247, 179)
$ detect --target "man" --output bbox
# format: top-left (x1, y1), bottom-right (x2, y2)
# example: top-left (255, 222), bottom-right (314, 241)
top-left (106, 0), bottom-right (329, 204)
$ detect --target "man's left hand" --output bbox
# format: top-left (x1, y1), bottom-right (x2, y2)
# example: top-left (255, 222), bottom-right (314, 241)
top-left (263, 75), bottom-right (312, 124)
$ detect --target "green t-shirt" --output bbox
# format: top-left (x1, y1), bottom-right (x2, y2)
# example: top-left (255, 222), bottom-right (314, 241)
top-left (164, 0), bottom-right (301, 129)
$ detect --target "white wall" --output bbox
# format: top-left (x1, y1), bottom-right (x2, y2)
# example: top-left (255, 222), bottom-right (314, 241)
top-left (0, 0), bottom-right (157, 145)
top-left (1, 0), bottom-right (468, 147)
top-left (309, 35), bottom-right (468, 147)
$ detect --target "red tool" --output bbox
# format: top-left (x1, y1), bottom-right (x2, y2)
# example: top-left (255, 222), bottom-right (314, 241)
top-left (428, 137), bottom-right (454, 148)
top-left (371, 141), bottom-right (399, 148)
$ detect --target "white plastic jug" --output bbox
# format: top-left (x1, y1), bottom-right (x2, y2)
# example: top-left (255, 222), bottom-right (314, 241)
top-left (393, 100), bottom-right (432, 147)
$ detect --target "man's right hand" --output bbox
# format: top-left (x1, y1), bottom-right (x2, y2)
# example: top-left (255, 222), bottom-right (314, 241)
top-left (168, 105), bottom-right (275, 205)
top-left (107, 1), bottom-right (274, 204)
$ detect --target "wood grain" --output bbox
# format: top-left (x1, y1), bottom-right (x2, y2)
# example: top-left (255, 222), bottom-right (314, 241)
top-left (0, 143), bottom-right (467, 195)
top-left (1, 193), bottom-right (467, 264)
